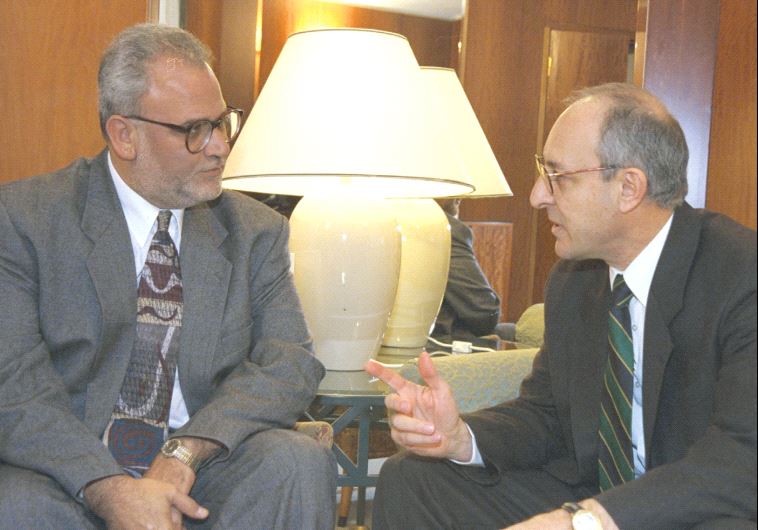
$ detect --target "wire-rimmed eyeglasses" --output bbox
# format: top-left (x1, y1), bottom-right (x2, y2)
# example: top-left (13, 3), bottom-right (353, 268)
top-left (125, 106), bottom-right (243, 154)
top-left (534, 154), bottom-right (620, 194)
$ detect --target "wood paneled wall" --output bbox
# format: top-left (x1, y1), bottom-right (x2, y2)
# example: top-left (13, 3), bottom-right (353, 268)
top-left (4, 0), bottom-right (753, 322)
top-left (706, 0), bottom-right (757, 229)
top-left (185, 0), bottom-right (258, 117)
top-left (257, 0), bottom-right (459, 93)
top-left (0, 1), bottom-right (148, 183)
top-left (640, 0), bottom-right (720, 209)
top-left (467, 222), bottom-right (514, 321)
top-left (458, 0), bottom-right (637, 320)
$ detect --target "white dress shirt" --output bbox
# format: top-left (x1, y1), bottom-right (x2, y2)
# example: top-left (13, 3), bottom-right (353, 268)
top-left (461, 215), bottom-right (674, 475)
top-left (108, 154), bottom-right (190, 429)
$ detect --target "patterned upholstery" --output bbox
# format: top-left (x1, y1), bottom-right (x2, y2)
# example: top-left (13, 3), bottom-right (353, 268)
top-left (294, 421), bottom-right (333, 448)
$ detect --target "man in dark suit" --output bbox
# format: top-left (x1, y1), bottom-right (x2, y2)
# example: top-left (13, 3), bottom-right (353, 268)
top-left (0, 24), bottom-right (335, 528)
top-left (366, 83), bottom-right (756, 528)
top-left (430, 198), bottom-right (501, 348)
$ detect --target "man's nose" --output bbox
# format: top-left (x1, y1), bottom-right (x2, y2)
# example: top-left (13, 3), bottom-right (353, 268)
top-left (530, 176), bottom-right (553, 209)
top-left (205, 126), bottom-right (231, 157)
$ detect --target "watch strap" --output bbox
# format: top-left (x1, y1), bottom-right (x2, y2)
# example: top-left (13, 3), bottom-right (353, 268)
top-left (162, 439), bottom-right (203, 473)
top-left (561, 502), bottom-right (603, 530)
top-left (561, 502), bottom-right (583, 515)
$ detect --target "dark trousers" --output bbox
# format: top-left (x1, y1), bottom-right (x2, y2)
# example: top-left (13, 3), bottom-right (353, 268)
top-left (373, 452), bottom-right (758, 529)
top-left (372, 451), bottom-right (595, 530)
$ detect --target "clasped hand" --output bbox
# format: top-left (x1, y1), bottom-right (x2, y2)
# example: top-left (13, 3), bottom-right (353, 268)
top-left (364, 351), bottom-right (473, 462)
top-left (84, 453), bottom-right (208, 529)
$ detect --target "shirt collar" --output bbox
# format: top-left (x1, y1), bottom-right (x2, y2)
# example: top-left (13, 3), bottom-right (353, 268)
top-left (609, 214), bottom-right (674, 307)
top-left (107, 152), bottom-right (184, 246)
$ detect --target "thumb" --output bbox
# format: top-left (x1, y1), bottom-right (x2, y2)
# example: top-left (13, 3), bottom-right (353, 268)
top-left (417, 351), bottom-right (443, 391)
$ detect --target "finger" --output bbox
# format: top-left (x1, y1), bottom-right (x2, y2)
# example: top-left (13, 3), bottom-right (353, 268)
top-left (390, 412), bottom-right (435, 435)
top-left (171, 507), bottom-right (182, 525)
top-left (170, 492), bottom-right (209, 521)
top-left (384, 393), bottom-right (413, 415)
top-left (391, 429), bottom-right (442, 448)
top-left (365, 359), bottom-right (410, 393)
top-left (417, 351), bottom-right (446, 392)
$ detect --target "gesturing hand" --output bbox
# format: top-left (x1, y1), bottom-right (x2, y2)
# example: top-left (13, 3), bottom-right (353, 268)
top-left (364, 351), bottom-right (472, 461)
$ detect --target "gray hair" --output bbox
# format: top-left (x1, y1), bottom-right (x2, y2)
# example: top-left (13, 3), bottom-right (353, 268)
top-left (567, 83), bottom-right (688, 208)
top-left (98, 23), bottom-right (213, 138)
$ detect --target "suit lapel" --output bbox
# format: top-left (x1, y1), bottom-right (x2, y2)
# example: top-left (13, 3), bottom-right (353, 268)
top-left (641, 204), bottom-right (701, 452)
top-left (177, 202), bottom-right (232, 413)
top-left (81, 152), bottom-right (138, 432)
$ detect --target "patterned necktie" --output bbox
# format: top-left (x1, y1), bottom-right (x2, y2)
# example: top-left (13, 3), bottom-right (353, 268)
top-left (104, 210), bottom-right (183, 475)
top-left (598, 274), bottom-right (635, 490)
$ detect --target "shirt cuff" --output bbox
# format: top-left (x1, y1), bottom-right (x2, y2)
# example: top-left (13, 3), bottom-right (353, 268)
top-left (449, 422), bottom-right (485, 466)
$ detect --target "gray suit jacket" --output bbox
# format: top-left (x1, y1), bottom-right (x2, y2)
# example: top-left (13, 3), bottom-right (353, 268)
top-left (0, 150), bottom-right (324, 498)
top-left (464, 204), bottom-right (756, 527)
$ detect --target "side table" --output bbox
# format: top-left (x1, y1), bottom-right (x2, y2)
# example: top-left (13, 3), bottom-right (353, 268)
top-left (307, 370), bottom-right (390, 527)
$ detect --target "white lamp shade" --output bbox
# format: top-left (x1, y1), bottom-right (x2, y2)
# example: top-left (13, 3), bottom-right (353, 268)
top-left (223, 29), bottom-right (473, 197)
top-left (419, 67), bottom-right (512, 198)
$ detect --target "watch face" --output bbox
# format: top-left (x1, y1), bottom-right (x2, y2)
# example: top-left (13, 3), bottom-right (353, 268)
top-left (573, 510), bottom-right (602, 530)
top-left (164, 439), bottom-right (180, 453)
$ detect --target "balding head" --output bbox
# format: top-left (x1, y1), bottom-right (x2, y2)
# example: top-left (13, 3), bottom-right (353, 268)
top-left (566, 83), bottom-right (689, 208)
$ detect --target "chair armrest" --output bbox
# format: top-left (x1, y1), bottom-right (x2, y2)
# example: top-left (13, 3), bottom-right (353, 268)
top-left (294, 421), bottom-right (333, 448)
top-left (398, 348), bottom-right (539, 413)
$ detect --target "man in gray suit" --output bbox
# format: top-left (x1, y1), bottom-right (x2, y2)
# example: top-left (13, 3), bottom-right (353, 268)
top-left (366, 83), bottom-right (756, 528)
top-left (0, 24), bottom-right (335, 528)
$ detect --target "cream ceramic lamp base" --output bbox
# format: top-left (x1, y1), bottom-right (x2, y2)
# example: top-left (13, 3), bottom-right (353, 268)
top-left (381, 199), bottom-right (451, 352)
top-left (289, 194), bottom-right (401, 371)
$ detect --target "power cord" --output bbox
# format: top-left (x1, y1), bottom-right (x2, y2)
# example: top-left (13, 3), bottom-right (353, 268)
top-left (426, 336), bottom-right (496, 354)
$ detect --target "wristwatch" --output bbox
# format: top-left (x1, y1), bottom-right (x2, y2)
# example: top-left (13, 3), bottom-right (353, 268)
top-left (160, 438), bottom-right (202, 473)
top-left (561, 502), bottom-right (603, 530)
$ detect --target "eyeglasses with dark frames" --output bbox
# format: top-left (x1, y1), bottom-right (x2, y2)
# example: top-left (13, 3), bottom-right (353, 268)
top-left (534, 154), bottom-right (620, 194)
top-left (125, 107), bottom-right (243, 154)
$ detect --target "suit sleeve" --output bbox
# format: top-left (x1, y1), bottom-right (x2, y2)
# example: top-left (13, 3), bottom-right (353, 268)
top-left (174, 214), bottom-right (324, 456)
top-left (442, 216), bottom-right (501, 337)
top-left (0, 195), bottom-right (124, 498)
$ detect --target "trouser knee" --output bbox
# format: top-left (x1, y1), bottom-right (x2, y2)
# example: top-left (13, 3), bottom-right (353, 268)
top-left (0, 464), bottom-right (99, 529)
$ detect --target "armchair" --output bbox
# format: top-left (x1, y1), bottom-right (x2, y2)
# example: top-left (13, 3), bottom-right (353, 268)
top-left (294, 421), bottom-right (333, 448)
top-left (399, 303), bottom-right (544, 413)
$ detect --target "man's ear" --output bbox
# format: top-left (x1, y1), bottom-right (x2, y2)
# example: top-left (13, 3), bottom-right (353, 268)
top-left (618, 167), bottom-right (648, 213)
top-left (105, 115), bottom-right (138, 161)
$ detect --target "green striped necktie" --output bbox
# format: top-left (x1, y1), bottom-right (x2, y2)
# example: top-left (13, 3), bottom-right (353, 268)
top-left (598, 274), bottom-right (635, 490)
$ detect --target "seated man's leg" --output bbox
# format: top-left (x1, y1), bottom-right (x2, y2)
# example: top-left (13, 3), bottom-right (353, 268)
top-left (0, 463), bottom-right (101, 529)
top-left (189, 428), bottom-right (337, 530)
top-left (692, 517), bottom-right (757, 529)
top-left (373, 451), bottom-right (594, 530)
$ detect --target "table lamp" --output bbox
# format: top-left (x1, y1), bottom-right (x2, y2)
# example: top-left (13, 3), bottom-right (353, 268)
top-left (380, 66), bottom-right (512, 356)
top-left (222, 29), bottom-right (473, 371)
